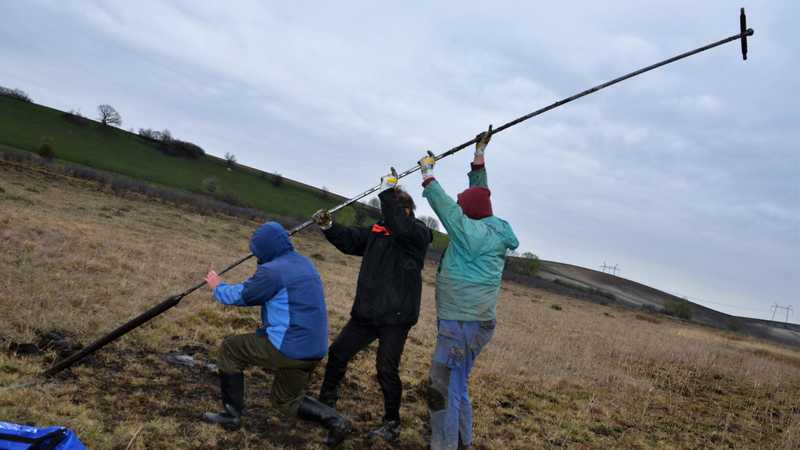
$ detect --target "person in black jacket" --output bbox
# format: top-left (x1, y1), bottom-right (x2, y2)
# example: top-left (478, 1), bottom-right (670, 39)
top-left (312, 172), bottom-right (433, 443)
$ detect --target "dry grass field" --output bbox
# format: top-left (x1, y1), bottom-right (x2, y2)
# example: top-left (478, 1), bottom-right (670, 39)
top-left (2, 160), bottom-right (800, 449)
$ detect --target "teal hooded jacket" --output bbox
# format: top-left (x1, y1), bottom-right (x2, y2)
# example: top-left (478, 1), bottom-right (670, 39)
top-left (423, 164), bottom-right (519, 321)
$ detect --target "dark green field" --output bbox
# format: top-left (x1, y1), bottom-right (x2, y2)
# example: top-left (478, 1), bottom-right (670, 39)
top-left (0, 95), bottom-right (451, 248)
top-left (0, 96), bottom-right (361, 222)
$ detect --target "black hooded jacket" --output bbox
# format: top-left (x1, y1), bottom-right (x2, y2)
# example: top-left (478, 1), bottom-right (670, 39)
top-left (323, 189), bottom-right (433, 326)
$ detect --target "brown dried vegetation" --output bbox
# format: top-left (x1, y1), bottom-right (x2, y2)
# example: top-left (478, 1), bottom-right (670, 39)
top-left (1, 161), bottom-right (799, 449)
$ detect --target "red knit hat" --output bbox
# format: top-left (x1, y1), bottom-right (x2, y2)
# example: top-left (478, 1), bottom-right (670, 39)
top-left (457, 187), bottom-right (493, 219)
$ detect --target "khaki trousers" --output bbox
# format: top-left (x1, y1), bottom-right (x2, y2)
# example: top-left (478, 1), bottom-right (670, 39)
top-left (218, 333), bottom-right (318, 415)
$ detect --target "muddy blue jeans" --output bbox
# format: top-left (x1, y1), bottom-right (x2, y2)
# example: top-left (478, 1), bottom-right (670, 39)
top-left (428, 319), bottom-right (496, 450)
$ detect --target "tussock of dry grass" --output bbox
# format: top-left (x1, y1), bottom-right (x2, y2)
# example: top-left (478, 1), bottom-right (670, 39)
top-left (2, 161), bottom-right (800, 449)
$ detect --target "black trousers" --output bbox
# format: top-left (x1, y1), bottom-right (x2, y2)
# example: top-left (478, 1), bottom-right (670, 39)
top-left (320, 318), bottom-right (412, 422)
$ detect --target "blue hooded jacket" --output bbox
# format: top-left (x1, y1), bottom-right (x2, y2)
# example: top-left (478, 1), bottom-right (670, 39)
top-left (212, 222), bottom-right (328, 361)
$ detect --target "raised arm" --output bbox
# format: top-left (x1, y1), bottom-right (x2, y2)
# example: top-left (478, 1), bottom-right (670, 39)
top-left (422, 179), bottom-right (469, 249)
top-left (469, 124), bottom-right (492, 188)
top-left (323, 223), bottom-right (371, 256)
top-left (418, 154), bottom-right (471, 249)
top-left (468, 163), bottom-right (488, 188)
top-left (313, 209), bottom-right (371, 256)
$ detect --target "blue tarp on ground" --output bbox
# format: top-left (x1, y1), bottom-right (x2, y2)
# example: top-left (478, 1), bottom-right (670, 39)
top-left (0, 421), bottom-right (86, 450)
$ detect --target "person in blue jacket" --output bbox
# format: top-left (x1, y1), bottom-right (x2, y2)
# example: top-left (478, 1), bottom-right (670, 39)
top-left (202, 221), bottom-right (352, 447)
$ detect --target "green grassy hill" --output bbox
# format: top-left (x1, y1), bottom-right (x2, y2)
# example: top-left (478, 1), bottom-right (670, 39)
top-left (0, 95), bottom-right (449, 248)
top-left (0, 95), bottom-right (360, 222)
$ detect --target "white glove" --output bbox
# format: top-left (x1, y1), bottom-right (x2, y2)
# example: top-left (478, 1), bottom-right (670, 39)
top-left (380, 168), bottom-right (398, 192)
top-left (419, 152), bottom-right (436, 181)
top-left (312, 209), bottom-right (333, 230)
top-left (475, 124), bottom-right (493, 157)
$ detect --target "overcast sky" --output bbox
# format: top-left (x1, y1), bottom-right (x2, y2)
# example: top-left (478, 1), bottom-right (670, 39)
top-left (2, 1), bottom-right (797, 321)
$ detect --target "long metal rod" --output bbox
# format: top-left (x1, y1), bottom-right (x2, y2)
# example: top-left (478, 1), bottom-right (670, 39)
top-left (43, 20), bottom-right (753, 378)
top-left (43, 254), bottom-right (254, 377)
top-left (326, 30), bottom-right (753, 216)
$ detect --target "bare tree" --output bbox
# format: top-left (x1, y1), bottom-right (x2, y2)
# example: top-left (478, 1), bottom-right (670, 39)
top-left (224, 152), bottom-right (237, 169)
top-left (0, 86), bottom-right (32, 102)
top-left (97, 104), bottom-right (122, 126)
top-left (138, 128), bottom-right (157, 139)
top-left (368, 197), bottom-right (380, 209)
top-left (419, 215), bottom-right (439, 231)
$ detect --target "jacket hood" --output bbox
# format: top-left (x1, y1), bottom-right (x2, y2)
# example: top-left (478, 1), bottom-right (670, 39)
top-left (482, 215), bottom-right (519, 250)
top-left (250, 221), bottom-right (294, 264)
top-left (457, 187), bottom-right (493, 219)
top-left (497, 218), bottom-right (520, 250)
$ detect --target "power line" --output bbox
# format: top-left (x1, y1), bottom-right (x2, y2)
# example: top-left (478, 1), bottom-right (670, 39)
top-left (771, 304), bottom-right (793, 323)
top-left (599, 262), bottom-right (620, 276)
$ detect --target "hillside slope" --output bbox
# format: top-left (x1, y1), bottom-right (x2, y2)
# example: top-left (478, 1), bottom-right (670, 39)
top-left (0, 96), bottom-right (457, 250)
top-left (0, 95), bottom-right (358, 221)
top-left (536, 260), bottom-right (800, 347)
top-left (2, 160), bottom-right (800, 449)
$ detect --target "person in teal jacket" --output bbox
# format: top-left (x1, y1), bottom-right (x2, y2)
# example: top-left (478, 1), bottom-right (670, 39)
top-left (418, 125), bottom-right (519, 450)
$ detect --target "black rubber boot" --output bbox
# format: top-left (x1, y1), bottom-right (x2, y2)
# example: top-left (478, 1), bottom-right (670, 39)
top-left (318, 386), bottom-right (339, 409)
top-left (203, 372), bottom-right (245, 430)
top-left (297, 395), bottom-right (353, 447)
top-left (367, 419), bottom-right (401, 443)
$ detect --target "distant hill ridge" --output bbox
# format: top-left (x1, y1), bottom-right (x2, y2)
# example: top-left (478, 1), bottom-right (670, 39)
top-left (535, 260), bottom-right (800, 347)
top-left (0, 95), bottom-right (372, 221)
top-left (0, 95), bottom-right (450, 244)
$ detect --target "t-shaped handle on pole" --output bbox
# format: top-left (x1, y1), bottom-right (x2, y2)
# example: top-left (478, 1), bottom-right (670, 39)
top-left (740, 8), bottom-right (750, 60)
